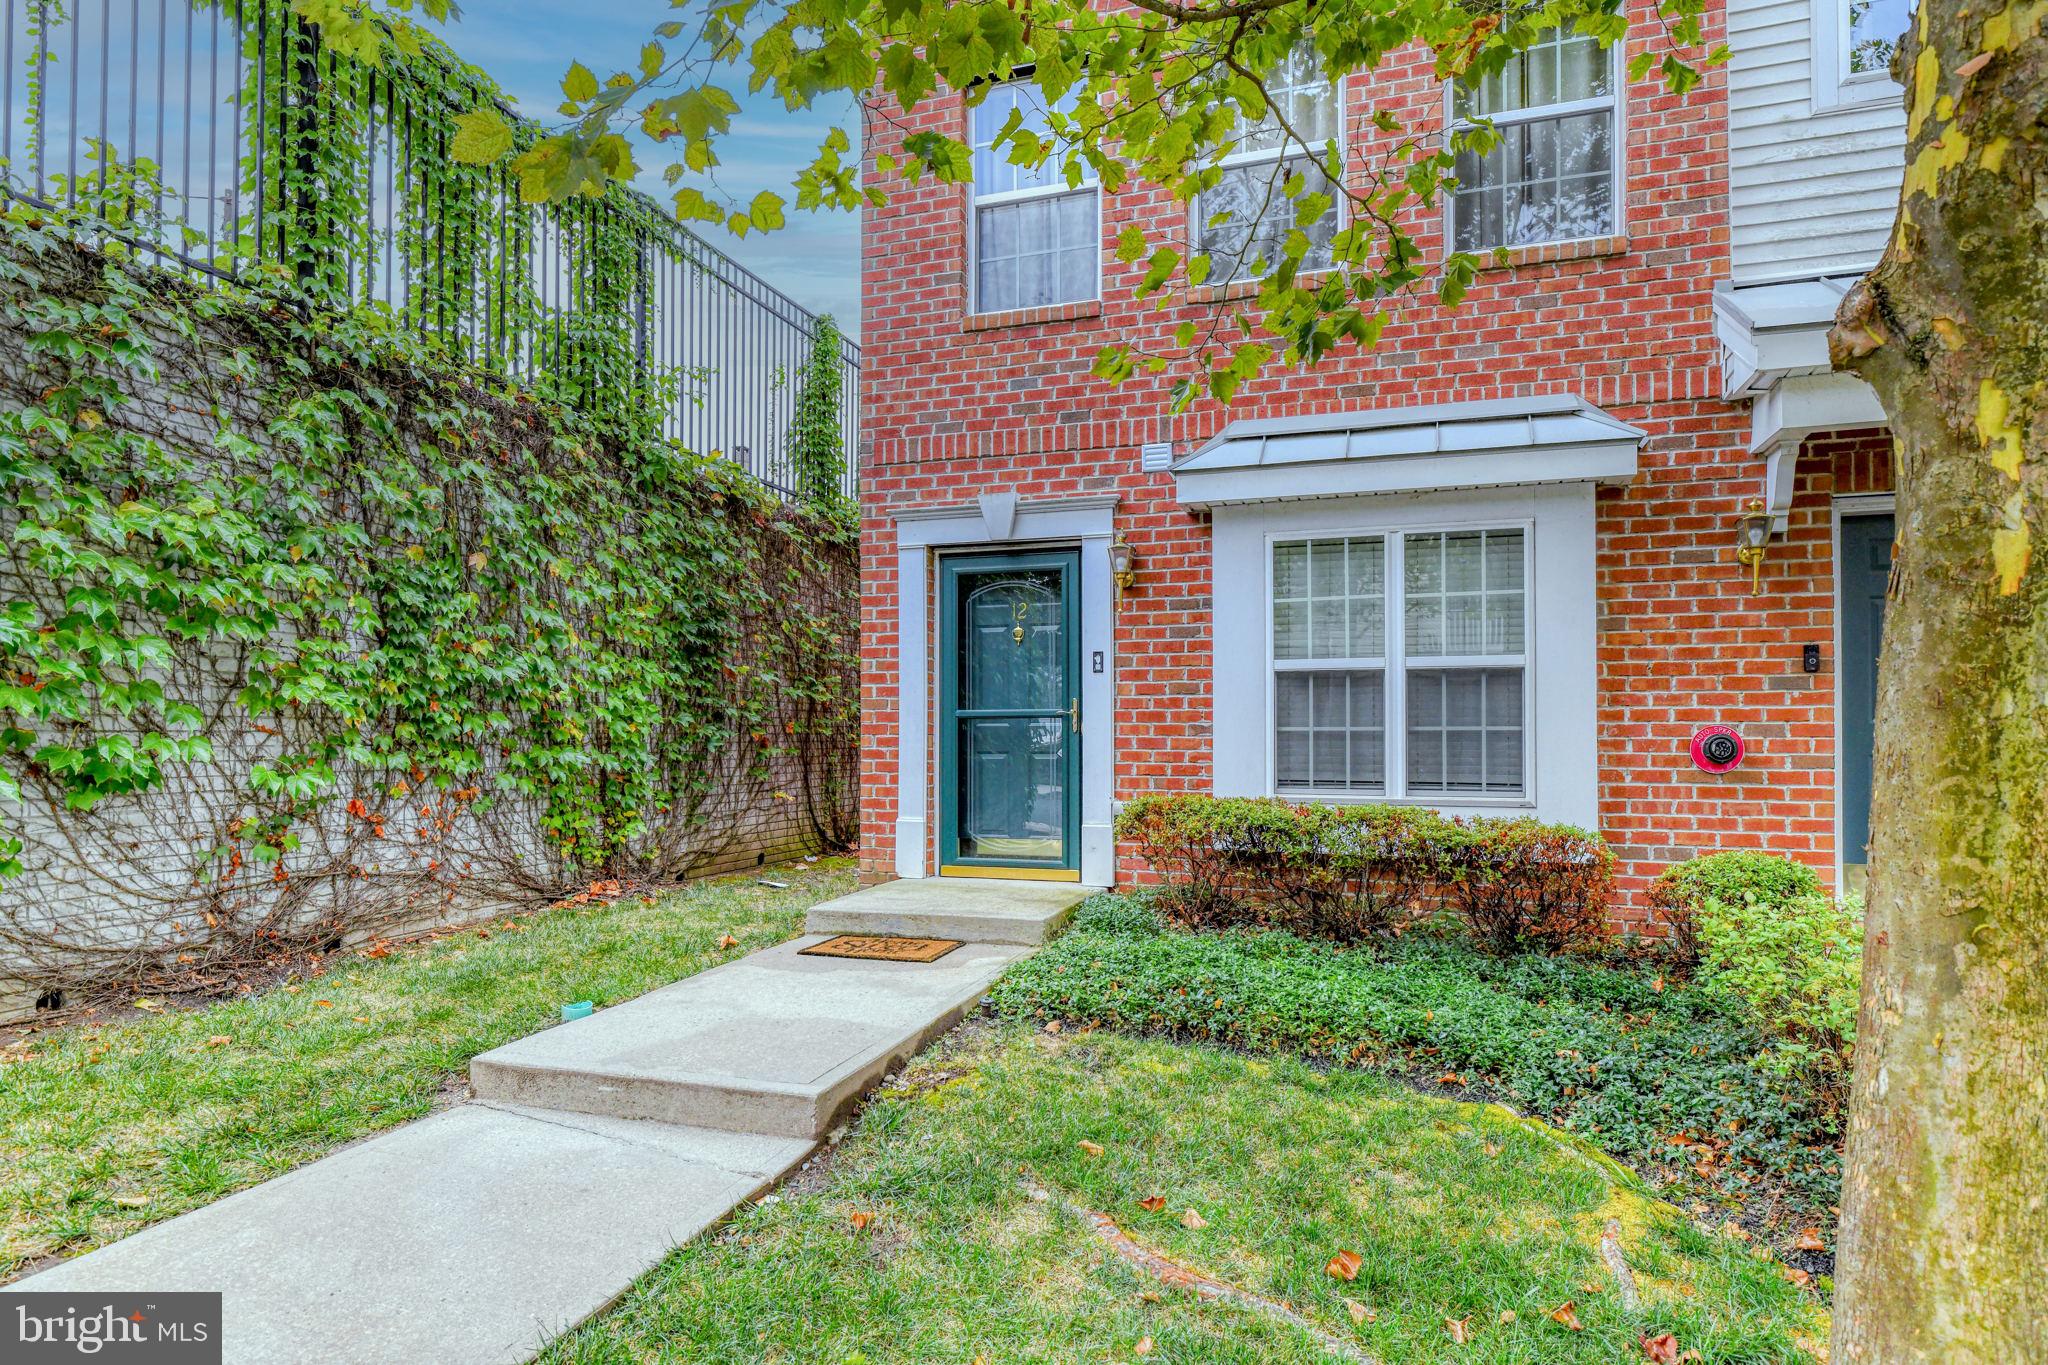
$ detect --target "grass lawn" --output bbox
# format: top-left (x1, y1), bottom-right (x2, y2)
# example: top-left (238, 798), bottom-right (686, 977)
top-left (543, 1024), bottom-right (1826, 1364)
top-left (0, 859), bottom-right (855, 1280)
top-left (987, 896), bottom-right (1845, 1246)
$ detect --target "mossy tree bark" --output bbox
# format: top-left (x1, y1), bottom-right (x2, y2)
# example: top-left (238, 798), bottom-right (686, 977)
top-left (1827, 1), bottom-right (2048, 1358)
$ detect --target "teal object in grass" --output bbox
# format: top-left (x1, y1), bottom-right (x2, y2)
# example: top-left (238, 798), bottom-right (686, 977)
top-left (560, 1000), bottom-right (594, 1021)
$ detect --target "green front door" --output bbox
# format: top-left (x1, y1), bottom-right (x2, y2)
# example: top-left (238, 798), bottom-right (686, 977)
top-left (1840, 512), bottom-right (1893, 893)
top-left (938, 550), bottom-right (1082, 880)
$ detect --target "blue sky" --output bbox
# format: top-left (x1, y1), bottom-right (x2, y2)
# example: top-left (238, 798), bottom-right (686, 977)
top-left (444, 3), bottom-right (864, 333)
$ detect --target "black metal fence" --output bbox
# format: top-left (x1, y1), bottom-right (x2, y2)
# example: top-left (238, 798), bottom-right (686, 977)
top-left (0, 0), bottom-right (859, 500)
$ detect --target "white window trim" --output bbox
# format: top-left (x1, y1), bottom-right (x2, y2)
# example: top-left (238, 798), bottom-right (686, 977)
top-left (1832, 492), bottom-right (1895, 890)
top-left (1812, 0), bottom-right (1905, 111)
top-left (1442, 37), bottom-right (1626, 254)
top-left (1265, 520), bottom-right (1536, 806)
top-left (966, 81), bottom-right (1102, 317)
top-left (1189, 68), bottom-right (1346, 282)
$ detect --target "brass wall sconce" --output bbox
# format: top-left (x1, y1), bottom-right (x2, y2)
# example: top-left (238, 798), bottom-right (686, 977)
top-left (1734, 499), bottom-right (1773, 596)
top-left (1109, 536), bottom-right (1138, 603)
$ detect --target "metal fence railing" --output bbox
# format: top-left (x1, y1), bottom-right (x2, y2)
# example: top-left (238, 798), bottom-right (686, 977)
top-left (0, 0), bottom-right (859, 500)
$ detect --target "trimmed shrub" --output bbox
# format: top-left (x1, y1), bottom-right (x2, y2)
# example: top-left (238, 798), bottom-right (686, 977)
top-left (1439, 819), bottom-right (1615, 954)
top-left (1649, 852), bottom-right (1824, 966)
top-left (1696, 890), bottom-right (1863, 1115)
top-left (1264, 803), bottom-right (1454, 941)
top-left (1113, 794), bottom-right (1297, 928)
top-left (1116, 794), bottom-right (1615, 952)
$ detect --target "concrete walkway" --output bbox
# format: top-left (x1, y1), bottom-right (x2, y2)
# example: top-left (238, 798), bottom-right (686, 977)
top-left (7, 877), bottom-right (1094, 1364)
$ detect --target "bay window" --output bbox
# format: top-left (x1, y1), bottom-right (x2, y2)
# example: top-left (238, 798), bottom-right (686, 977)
top-left (1193, 46), bottom-right (1342, 281)
top-left (970, 81), bottom-right (1098, 314)
top-left (1449, 28), bottom-right (1619, 251)
top-left (1272, 528), bottom-right (1529, 799)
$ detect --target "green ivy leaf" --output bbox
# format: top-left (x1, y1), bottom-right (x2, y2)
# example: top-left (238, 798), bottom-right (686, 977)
top-left (449, 108), bottom-right (515, 166)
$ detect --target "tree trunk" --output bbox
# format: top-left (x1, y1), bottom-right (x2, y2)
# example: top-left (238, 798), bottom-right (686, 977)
top-left (1828, 2), bottom-right (2048, 1358)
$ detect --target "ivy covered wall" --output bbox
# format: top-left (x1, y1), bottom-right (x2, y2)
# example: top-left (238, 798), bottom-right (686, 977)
top-left (0, 215), bottom-right (857, 1010)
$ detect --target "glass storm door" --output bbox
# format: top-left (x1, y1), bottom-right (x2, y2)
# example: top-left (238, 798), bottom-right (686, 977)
top-left (938, 551), bottom-right (1082, 879)
top-left (1840, 512), bottom-right (1894, 894)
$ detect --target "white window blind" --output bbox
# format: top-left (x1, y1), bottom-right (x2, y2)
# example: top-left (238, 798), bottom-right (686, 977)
top-left (970, 82), bottom-right (1098, 313)
top-left (1450, 28), bottom-right (1618, 252)
top-left (1193, 46), bottom-right (1341, 282)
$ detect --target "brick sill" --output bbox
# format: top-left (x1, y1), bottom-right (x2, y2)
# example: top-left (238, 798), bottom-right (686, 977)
top-left (1471, 234), bottom-right (1630, 272)
top-left (963, 300), bottom-right (1102, 332)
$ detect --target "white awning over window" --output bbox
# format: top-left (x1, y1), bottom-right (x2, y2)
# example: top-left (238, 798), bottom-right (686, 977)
top-left (1171, 394), bottom-right (1642, 511)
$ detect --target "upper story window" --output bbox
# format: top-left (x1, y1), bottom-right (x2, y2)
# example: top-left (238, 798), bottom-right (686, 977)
top-left (1193, 46), bottom-right (1342, 282)
top-left (1272, 527), bottom-right (1528, 798)
top-left (970, 81), bottom-right (1099, 314)
top-left (1815, 0), bottom-right (1909, 107)
top-left (1449, 28), bottom-right (1619, 252)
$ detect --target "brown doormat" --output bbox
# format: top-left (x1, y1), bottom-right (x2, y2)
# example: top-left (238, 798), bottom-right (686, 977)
top-left (799, 934), bottom-right (964, 963)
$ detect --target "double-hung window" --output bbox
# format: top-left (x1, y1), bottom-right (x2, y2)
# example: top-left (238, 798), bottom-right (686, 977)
top-left (970, 81), bottom-right (1098, 314)
top-left (1273, 528), bottom-right (1528, 799)
top-left (1193, 46), bottom-right (1342, 282)
top-left (1449, 28), bottom-right (1619, 252)
top-left (1815, 0), bottom-right (1909, 106)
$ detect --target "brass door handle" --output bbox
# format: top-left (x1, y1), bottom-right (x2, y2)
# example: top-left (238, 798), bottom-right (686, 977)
top-left (1068, 697), bottom-right (1081, 734)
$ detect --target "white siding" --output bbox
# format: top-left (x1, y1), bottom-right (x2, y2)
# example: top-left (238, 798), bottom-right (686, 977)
top-left (1728, 0), bottom-right (1906, 281)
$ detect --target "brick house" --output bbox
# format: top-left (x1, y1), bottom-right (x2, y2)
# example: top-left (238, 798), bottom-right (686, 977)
top-left (855, 0), bottom-right (1908, 919)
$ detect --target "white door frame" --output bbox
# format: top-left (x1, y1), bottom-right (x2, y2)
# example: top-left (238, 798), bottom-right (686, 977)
top-left (1832, 492), bottom-right (1895, 889)
top-left (892, 494), bottom-right (1119, 886)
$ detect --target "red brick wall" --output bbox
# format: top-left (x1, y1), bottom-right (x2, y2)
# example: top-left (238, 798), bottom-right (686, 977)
top-left (857, 6), bottom-right (1890, 917)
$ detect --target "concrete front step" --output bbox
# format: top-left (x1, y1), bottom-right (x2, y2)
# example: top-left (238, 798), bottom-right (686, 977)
top-left (469, 936), bottom-right (1030, 1140)
top-left (803, 876), bottom-right (1096, 946)
top-left (6, 1103), bottom-right (814, 1365)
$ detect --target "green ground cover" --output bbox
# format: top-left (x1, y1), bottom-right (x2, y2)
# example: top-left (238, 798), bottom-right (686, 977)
top-left (985, 896), bottom-right (1844, 1230)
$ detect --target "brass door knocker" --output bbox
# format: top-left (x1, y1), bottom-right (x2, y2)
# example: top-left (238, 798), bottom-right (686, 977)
top-left (1012, 598), bottom-right (1029, 645)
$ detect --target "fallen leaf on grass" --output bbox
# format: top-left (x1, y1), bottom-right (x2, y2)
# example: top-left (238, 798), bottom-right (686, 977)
top-left (1344, 1299), bottom-right (1373, 1325)
top-left (848, 1211), bottom-right (874, 1232)
top-left (1794, 1227), bottom-right (1826, 1252)
top-left (1437, 1072), bottom-right (1465, 1086)
top-left (715, 934), bottom-right (738, 949)
top-left (1180, 1208), bottom-right (1207, 1230)
top-left (1641, 1332), bottom-right (1681, 1363)
top-left (111, 1195), bottom-right (149, 1208)
top-left (1044, 1020), bottom-right (1063, 1035)
top-left (1498, 1309), bottom-right (1517, 1325)
top-left (1549, 1301), bottom-right (1583, 1330)
top-left (1077, 1140), bottom-right (1105, 1157)
top-left (1137, 1195), bottom-right (1167, 1213)
top-left (1446, 1316), bottom-right (1472, 1343)
top-left (204, 1036), bottom-right (231, 1048)
top-left (1782, 1266), bottom-right (1813, 1290)
top-left (1134, 1336), bottom-right (1154, 1356)
top-left (1325, 1249), bottom-right (1362, 1282)
top-left (1482, 1141), bottom-right (1502, 1157)
top-left (314, 1000), bottom-right (333, 1008)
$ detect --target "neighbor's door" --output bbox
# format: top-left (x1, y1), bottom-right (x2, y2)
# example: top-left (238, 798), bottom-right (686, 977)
top-left (1840, 512), bottom-right (1894, 893)
top-left (938, 550), bottom-right (1082, 880)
